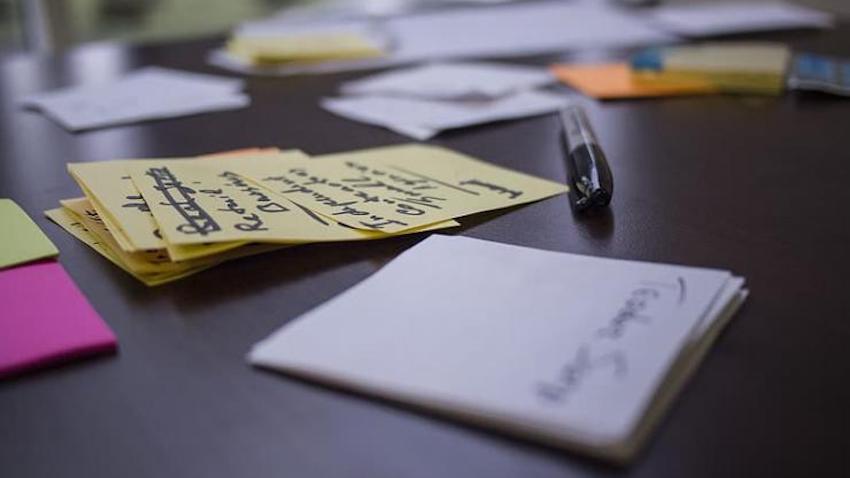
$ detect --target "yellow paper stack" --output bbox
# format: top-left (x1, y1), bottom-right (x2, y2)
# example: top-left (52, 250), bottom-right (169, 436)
top-left (554, 42), bottom-right (793, 101)
top-left (46, 144), bottom-right (568, 285)
top-left (226, 27), bottom-right (386, 67)
top-left (630, 42), bottom-right (792, 96)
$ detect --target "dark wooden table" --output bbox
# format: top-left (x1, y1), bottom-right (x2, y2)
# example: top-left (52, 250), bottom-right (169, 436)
top-left (2, 24), bottom-right (849, 478)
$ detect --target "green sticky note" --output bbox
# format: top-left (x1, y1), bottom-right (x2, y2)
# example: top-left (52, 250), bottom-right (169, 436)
top-left (0, 199), bottom-right (59, 269)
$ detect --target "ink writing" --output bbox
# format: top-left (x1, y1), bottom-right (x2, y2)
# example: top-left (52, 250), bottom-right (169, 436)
top-left (535, 282), bottom-right (676, 403)
top-left (596, 288), bottom-right (660, 340)
top-left (145, 167), bottom-right (221, 236)
top-left (536, 345), bottom-right (627, 403)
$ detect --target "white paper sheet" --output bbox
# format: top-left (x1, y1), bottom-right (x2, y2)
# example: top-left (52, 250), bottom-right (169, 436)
top-left (20, 67), bottom-right (250, 131)
top-left (210, 1), bottom-right (676, 76)
top-left (647, 1), bottom-right (833, 37)
top-left (340, 62), bottom-right (555, 100)
top-left (321, 89), bottom-right (571, 139)
top-left (250, 235), bottom-right (746, 460)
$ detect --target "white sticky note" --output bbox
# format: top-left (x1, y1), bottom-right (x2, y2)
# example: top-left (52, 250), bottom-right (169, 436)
top-left (340, 62), bottom-right (555, 100)
top-left (209, 1), bottom-right (675, 76)
top-left (322, 90), bottom-right (572, 140)
top-left (648, 2), bottom-right (833, 37)
top-left (21, 67), bottom-right (250, 131)
top-left (250, 235), bottom-right (746, 461)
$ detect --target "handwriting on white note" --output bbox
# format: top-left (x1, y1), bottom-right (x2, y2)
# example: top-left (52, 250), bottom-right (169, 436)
top-left (536, 278), bottom-right (686, 404)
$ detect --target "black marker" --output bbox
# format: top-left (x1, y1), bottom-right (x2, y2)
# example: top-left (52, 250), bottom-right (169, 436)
top-left (559, 105), bottom-right (614, 211)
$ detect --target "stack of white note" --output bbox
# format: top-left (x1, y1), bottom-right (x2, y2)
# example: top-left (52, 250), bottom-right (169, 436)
top-left (250, 235), bottom-right (748, 462)
top-left (647, 1), bottom-right (834, 37)
top-left (209, 0), bottom-right (832, 77)
top-left (323, 62), bottom-right (570, 139)
top-left (20, 67), bottom-right (250, 131)
top-left (210, 1), bottom-right (675, 76)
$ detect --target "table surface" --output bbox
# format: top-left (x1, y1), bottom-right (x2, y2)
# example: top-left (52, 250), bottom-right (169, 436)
top-left (2, 23), bottom-right (850, 478)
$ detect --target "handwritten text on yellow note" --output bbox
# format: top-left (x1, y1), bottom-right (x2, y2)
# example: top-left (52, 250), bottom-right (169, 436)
top-left (44, 206), bottom-right (212, 286)
top-left (238, 144), bottom-right (569, 233)
top-left (128, 154), bottom-right (457, 245)
top-left (67, 149), bottom-right (291, 259)
top-left (61, 197), bottom-right (202, 274)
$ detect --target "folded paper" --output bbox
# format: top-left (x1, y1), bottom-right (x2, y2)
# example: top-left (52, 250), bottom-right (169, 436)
top-left (21, 67), bottom-right (250, 131)
top-left (321, 90), bottom-right (572, 140)
top-left (341, 62), bottom-right (554, 101)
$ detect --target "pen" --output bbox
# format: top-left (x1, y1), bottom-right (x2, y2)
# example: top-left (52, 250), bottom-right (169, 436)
top-left (559, 105), bottom-right (614, 211)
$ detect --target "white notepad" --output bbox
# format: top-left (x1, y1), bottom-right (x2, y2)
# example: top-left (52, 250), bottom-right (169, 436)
top-left (647, 2), bottom-right (833, 37)
top-left (321, 90), bottom-right (571, 140)
top-left (20, 67), bottom-right (250, 131)
top-left (250, 235), bottom-right (747, 462)
top-left (340, 62), bottom-right (555, 101)
top-left (210, 1), bottom-right (674, 76)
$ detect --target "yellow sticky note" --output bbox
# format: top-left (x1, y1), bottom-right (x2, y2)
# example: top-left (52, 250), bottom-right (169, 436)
top-left (128, 154), bottom-right (458, 245)
top-left (66, 149), bottom-right (289, 258)
top-left (660, 43), bottom-right (790, 75)
top-left (68, 160), bottom-right (179, 251)
top-left (75, 166), bottom-right (250, 261)
top-left (0, 198), bottom-right (59, 269)
top-left (551, 63), bottom-right (717, 100)
top-left (238, 144), bottom-right (569, 233)
top-left (60, 197), bottom-right (207, 275)
top-left (634, 70), bottom-right (783, 95)
top-left (45, 206), bottom-right (144, 279)
top-left (228, 34), bottom-right (384, 64)
top-left (44, 207), bottom-right (211, 286)
top-left (77, 181), bottom-right (140, 252)
top-left (46, 206), bottom-right (291, 286)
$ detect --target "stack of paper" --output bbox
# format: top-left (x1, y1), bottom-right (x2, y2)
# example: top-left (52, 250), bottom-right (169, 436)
top-left (46, 145), bottom-right (568, 285)
top-left (339, 62), bottom-right (556, 100)
top-left (647, 1), bottom-right (833, 37)
top-left (250, 234), bottom-right (748, 462)
top-left (20, 67), bottom-right (250, 131)
top-left (226, 22), bottom-right (388, 67)
top-left (630, 43), bottom-right (792, 96)
top-left (551, 63), bottom-right (718, 100)
top-left (209, 1), bottom-right (675, 76)
top-left (323, 62), bottom-right (570, 139)
top-left (1, 199), bottom-right (116, 378)
top-left (209, 1), bottom-right (832, 78)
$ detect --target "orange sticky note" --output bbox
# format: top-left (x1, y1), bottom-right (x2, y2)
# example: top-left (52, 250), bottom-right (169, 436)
top-left (551, 63), bottom-right (717, 100)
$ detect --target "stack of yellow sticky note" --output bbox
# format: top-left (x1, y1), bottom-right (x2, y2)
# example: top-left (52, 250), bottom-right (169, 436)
top-left (630, 42), bottom-right (791, 96)
top-left (46, 144), bottom-right (567, 285)
top-left (551, 63), bottom-right (718, 100)
top-left (226, 27), bottom-right (386, 66)
top-left (552, 42), bottom-right (791, 100)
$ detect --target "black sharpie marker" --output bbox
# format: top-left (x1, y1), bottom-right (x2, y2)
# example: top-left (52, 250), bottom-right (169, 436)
top-left (559, 105), bottom-right (614, 211)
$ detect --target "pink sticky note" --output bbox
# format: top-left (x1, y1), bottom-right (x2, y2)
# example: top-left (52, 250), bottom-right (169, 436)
top-left (0, 260), bottom-right (117, 378)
